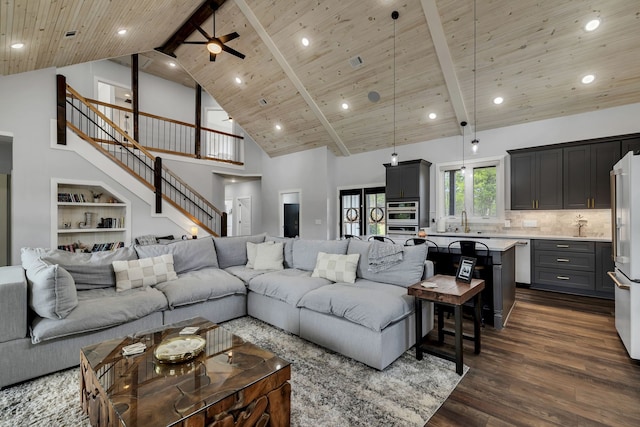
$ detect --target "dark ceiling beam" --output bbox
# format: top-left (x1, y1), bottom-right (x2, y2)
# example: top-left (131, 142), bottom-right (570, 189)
top-left (155, 0), bottom-right (227, 57)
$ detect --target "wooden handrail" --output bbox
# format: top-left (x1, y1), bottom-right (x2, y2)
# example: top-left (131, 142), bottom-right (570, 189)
top-left (66, 85), bottom-right (157, 161)
top-left (160, 163), bottom-right (224, 216)
top-left (81, 97), bottom-right (244, 139)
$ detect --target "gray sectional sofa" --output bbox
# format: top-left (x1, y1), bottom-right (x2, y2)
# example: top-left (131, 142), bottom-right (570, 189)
top-left (0, 234), bottom-right (434, 389)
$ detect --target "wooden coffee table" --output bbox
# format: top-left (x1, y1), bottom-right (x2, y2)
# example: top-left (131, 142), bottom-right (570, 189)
top-left (408, 274), bottom-right (485, 375)
top-left (80, 317), bottom-right (291, 427)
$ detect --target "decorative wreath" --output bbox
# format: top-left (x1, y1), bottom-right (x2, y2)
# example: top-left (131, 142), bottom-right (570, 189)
top-left (370, 207), bottom-right (384, 223)
top-left (345, 207), bottom-right (359, 222)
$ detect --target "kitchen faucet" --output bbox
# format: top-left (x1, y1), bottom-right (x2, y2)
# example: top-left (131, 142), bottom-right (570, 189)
top-left (461, 210), bottom-right (470, 233)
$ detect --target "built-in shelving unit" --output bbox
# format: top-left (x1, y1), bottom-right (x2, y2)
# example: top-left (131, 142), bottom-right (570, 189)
top-left (52, 179), bottom-right (131, 252)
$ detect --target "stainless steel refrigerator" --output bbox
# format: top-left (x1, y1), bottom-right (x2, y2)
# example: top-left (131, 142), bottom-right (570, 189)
top-left (610, 150), bottom-right (640, 359)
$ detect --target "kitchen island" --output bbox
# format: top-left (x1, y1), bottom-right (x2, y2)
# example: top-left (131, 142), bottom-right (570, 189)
top-left (423, 236), bottom-right (518, 330)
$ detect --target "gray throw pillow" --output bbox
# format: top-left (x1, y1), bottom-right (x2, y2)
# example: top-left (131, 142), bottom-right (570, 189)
top-left (24, 258), bottom-right (78, 319)
top-left (135, 236), bottom-right (219, 274)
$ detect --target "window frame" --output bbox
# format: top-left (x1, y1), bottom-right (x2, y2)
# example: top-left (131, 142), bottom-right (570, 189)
top-left (435, 155), bottom-right (506, 224)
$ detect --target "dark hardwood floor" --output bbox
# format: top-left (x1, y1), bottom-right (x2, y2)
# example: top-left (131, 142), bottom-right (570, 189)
top-left (427, 287), bottom-right (640, 426)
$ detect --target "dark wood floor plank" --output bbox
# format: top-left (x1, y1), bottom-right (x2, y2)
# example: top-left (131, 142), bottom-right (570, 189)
top-left (426, 288), bottom-right (640, 427)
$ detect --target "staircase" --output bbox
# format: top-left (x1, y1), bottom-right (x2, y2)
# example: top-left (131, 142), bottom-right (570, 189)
top-left (61, 81), bottom-right (227, 237)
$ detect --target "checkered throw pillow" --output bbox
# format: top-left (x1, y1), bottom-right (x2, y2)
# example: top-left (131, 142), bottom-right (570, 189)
top-left (112, 254), bottom-right (178, 292)
top-left (311, 252), bottom-right (360, 284)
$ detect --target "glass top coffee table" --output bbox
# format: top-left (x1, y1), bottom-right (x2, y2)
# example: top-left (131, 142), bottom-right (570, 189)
top-left (80, 317), bottom-right (291, 427)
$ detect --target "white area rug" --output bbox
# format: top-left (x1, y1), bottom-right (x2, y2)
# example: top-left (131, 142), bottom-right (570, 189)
top-left (0, 317), bottom-right (467, 427)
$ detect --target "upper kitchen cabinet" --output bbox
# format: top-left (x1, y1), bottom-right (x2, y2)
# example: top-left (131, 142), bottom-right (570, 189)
top-left (509, 149), bottom-right (563, 210)
top-left (621, 136), bottom-right (640, 156)
top-left (509, 132), bottom-right (640, 211)
top-left (384, 159), bottom-right (431, 201)
top-left (563, 141), bottom-right (620, 209)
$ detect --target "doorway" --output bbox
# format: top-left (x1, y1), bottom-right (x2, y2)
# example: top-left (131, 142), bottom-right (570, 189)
top-left (280, 190), bottom-right (301, 238)
top-left (283, 204), bottom-right (299, 238)
top-left (237, 197), bottom-right (252, 236)
top-left (0, 134), bottom-right (12, 266)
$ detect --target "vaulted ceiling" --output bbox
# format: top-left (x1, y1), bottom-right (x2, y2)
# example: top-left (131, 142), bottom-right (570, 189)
top-left (2, 0), bottom-right (639, 157)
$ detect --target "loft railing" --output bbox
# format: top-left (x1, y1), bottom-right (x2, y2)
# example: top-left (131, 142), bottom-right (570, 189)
top-left (62, 82), bottom-right (226, 237)
top-left (79, 98), bottom-right (244, 165)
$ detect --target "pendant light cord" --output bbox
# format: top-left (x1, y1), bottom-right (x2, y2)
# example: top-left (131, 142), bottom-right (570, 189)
top-left (473, 0), bottom-right (477, 143)
top-left (393, 13), bottom-right (397, 155)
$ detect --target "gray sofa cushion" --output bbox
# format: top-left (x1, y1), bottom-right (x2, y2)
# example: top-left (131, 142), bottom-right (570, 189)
top-left (248, 269), bottom-right (331, 306)
top-left (266, 235), bottom-right (297, 268)
top-left (292, 239), bottom-right (349, 271)
top-left (297, 280), bottom-right (414, 332)
top-left (213, 234), bottom-right (266, 269)
top-left (30, 286), bottom-right (168, 343)
top-left (347, 240), bottom-right (427, 287)
top-left (224, 265), bottom-right (271, 285)
top-left (22, 247), bottom-right (138, 290)
top-left (135, 236), bottom-right (218, 274)
top-left (154, 267), bottom-right (246, 308)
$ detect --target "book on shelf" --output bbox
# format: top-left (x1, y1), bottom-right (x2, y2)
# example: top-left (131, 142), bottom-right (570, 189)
top-left (58, 193), bottom-right (87, 203)
top-left (90, 241), bottom-right (124, 252)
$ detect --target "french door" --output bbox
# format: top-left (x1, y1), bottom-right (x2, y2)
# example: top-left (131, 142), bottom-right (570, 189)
top-left (339, 187), bottom-right (385, 238)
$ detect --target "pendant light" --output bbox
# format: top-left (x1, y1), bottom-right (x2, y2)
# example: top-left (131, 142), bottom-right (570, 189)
top-left (460, 121), bottom-right (467, 174)
top-left (390, 11), bottom-right (399, 166)
top-left (471, 0), bottom-right (480, 154)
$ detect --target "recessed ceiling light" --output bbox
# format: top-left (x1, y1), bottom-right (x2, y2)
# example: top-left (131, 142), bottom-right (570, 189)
top-left (168, 62), bottom-right (176, 67)
top-left (117, 29), bottom-right (127, 36)
top-left (493, 96), bottom-right (504, 105)
top-left (301, 37), bottom-right (310, 47)
top-left (275, 124), bottom-right (282, 131)
top-left (341, 102), bottom-right (349, 110)
top-left (428, 112), bottom-right (437, 120)
top-left (10, 42), bottom-right (24, 49)
top-left (581, 74), bottom-right (595, 84)
top-left (585, 19), bottom-right (600, 32)
top-left (124, 93), bottom-right (131, 98)
top-left (235, 77), bottom-right (242, 84)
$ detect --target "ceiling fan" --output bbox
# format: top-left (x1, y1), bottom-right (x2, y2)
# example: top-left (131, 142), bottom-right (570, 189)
top-left (182, 11), bottom-right (245, 62)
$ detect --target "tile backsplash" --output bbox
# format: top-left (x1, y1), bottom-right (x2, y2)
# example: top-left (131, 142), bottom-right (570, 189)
top-left (459, 210), bottom-right (611, 238)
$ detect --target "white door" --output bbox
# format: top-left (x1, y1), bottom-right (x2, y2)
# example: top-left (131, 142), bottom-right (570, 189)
top-left (237, 197), bottom-right (252, 235)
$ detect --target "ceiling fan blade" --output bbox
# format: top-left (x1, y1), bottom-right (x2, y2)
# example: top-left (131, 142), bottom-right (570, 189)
top-left (217, 32), bottom-right (239, 44)
top-left (182, 41), bottom-right (208, 45)
top-left (221, 44), bottom-right (246, 60)
top-left (209, 52), bottom-right (217, 62)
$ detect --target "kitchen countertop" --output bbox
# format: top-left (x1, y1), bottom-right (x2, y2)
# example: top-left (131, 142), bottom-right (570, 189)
top-left (426, 231), bottom-right (611, 243)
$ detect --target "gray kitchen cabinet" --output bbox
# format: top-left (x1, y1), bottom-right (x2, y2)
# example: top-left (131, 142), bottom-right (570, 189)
top-left (622, 136), bottom-right (640, 156)
top-left (563, 141), bottom-right (620, 209)
top-left (510, 149), bottom-right (563, 210)
top-left (384, 159), bottom-right (430, 201)
top-left (595, 242), bottom-right (615, 298)
top-left (531, 239), bottom-right (613, 299)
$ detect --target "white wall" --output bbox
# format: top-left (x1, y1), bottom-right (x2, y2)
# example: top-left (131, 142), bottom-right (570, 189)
top-left (224, 180), bottom-right (263, 236)
top-left (260, 146), bottom-right (331, 239)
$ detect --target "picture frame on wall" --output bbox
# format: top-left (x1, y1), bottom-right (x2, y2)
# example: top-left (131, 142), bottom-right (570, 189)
top-left (455, 256), bottom-right (476, 283)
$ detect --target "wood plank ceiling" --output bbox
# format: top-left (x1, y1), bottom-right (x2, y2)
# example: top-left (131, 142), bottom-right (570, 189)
top-left (2, 0), bottom-right (639, 157)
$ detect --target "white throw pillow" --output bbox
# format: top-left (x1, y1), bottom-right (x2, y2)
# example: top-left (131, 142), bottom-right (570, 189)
top-left (112, 254), bottom-right (178, 292)
top-left (311, 252), bottom-right (360, 284)
top-left (253, 242), bottom-right (284, 270)
top-left (246, 241), bottom-right (274, 269)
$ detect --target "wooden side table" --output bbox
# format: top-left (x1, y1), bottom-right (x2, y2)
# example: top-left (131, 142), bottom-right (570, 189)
top-left (408, 274), bottom-right (485, 375)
